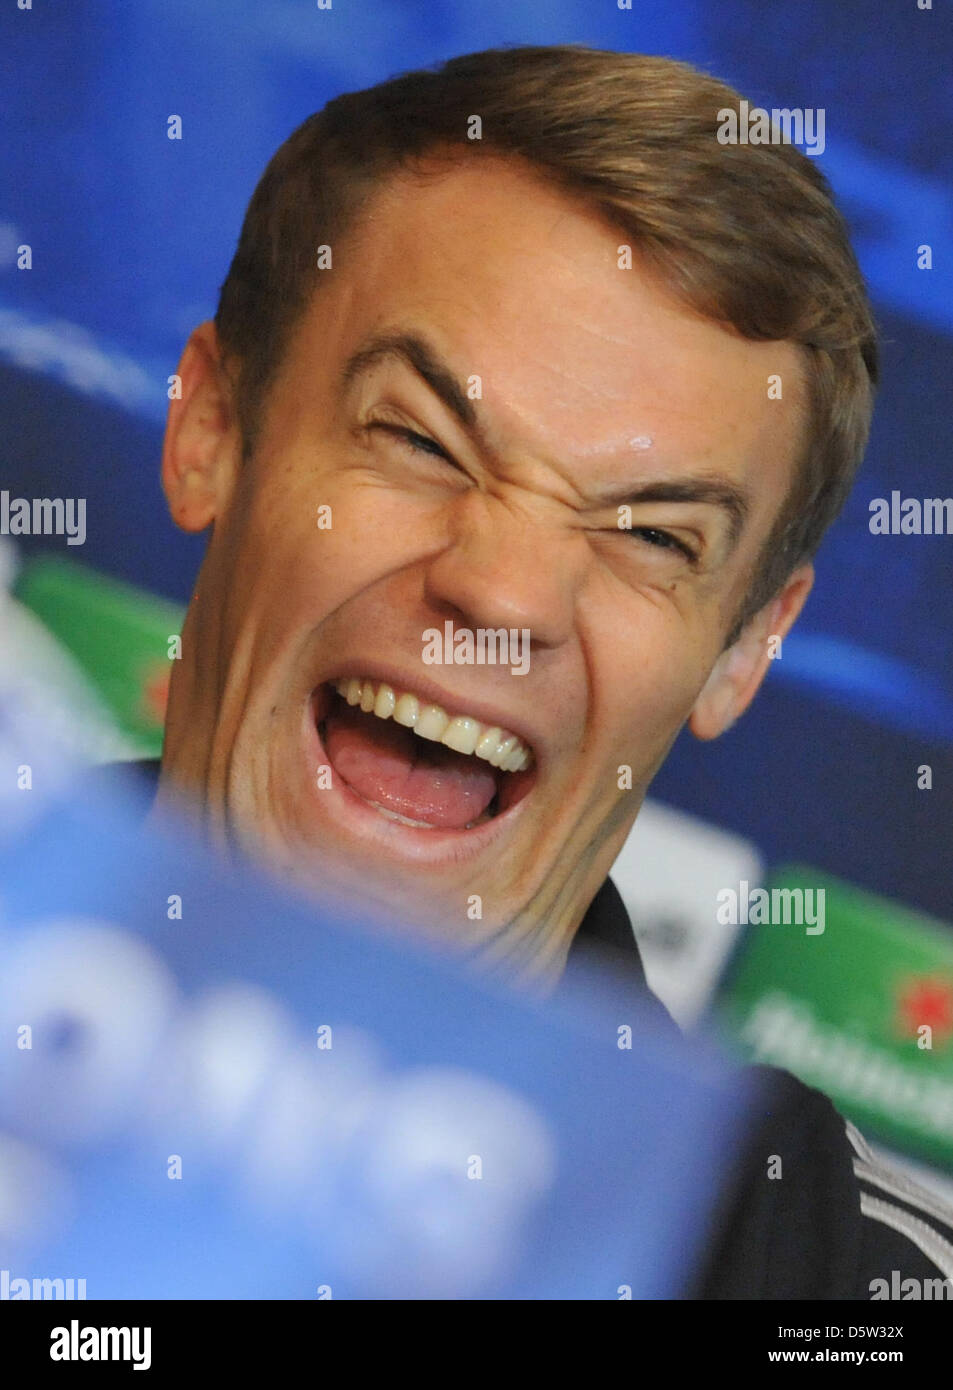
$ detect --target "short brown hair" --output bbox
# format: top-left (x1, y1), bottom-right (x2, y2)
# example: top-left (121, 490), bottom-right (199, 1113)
top-left (215, 44), bottom-right (878, 634)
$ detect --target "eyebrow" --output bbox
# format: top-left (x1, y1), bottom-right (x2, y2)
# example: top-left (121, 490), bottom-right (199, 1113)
top-left (340, 330), bottom-right (479, 432)
top-left (602, 477), bottom-right (751, 549)
top-left (341, 329), bottom-right (751, 549)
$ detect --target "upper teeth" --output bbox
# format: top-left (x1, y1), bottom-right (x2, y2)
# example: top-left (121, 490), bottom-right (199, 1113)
top-left (331, 677), bottom-right (533, 773)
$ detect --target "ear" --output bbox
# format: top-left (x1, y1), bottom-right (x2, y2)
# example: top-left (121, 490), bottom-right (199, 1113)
top-left (161, 321), bottom-right (241, 533)
top-left (689, 562), bottom-right (814, 741)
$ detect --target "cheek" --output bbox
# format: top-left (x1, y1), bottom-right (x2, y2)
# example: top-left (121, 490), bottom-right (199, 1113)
top-left (592, 628), bottom-right (715, 776)
top-left (233, 470), bottom-right (436, 633)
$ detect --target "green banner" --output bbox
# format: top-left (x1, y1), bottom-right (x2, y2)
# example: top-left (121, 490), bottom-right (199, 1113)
top-left (15, 555), bottom-right (185, 757)
top-left (717, 867), bottom-right (953, 1171)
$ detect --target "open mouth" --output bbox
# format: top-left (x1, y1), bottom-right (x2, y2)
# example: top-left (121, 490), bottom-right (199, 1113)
top-left (313, 676), bottom-right (537, 832)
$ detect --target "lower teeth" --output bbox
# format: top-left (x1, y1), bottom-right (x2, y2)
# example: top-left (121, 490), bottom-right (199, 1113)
top-left (365, 798), bottom-right (496, 830)
top-left (366, 800), bottom-right (439, 829)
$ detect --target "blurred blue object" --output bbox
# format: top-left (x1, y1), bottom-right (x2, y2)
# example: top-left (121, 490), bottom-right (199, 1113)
top-left (0, 730), bottom-right (753, 1300)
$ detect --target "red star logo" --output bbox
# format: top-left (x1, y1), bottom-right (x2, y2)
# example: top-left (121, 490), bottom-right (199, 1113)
top-left (895, 975), bottom-right (953, 1047)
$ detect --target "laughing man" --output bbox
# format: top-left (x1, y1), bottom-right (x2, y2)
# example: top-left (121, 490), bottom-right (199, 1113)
top-left (146, 47), bottom-right (953, 1298)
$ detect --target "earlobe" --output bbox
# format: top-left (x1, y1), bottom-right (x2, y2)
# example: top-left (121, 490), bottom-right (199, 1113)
top-left (689, 564), bottom-right (814, 742)
top-left (160, 321), bottom-right (240, 534)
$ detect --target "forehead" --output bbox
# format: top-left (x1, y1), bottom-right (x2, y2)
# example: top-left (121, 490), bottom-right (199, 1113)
top-left (289, 154), bottom-right (804, 519)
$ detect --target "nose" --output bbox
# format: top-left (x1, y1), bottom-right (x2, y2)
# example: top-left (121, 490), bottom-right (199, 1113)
top-left (422, 488), bottom-right (588, 648)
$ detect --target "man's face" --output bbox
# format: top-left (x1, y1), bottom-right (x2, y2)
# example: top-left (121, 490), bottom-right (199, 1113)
top-left (160, 155), bottom-right (810, 987)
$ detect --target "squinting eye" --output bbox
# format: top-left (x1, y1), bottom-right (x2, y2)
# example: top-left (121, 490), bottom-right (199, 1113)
top-left (631, 527), bottom-right (698, 563)
top-left (367, 422), bottom-right (453, 462)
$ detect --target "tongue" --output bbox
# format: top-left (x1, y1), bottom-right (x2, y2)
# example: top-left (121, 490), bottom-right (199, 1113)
top-left (323, 700), bottom-right (499, 829)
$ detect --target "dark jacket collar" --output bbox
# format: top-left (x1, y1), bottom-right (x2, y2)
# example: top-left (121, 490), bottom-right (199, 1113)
top-left (567, 874), bottom-right (679, 1031)
top-left (576, 875), bottom-right (644, 958)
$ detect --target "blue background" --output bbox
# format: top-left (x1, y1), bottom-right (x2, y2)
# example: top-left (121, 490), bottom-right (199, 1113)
top-left (1, 0), bottom-right (951, 918)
